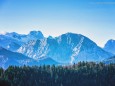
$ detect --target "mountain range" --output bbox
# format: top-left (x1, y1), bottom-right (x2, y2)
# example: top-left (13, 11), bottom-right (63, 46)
top-left (0, 31), bottom-right (114, 68)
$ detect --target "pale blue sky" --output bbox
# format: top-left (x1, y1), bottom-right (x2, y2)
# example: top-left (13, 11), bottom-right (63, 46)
top-left (0, 0), bottom-right (115, 47)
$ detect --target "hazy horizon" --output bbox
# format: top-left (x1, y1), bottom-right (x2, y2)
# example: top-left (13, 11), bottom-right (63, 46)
top-left (0, 0), bottom-right (115, 47)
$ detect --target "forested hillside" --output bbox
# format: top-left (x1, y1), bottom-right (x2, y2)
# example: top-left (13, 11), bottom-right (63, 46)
top-left (0, 62), bottom-right (115, 86)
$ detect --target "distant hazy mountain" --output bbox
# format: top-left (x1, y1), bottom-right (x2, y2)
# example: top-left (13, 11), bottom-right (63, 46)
top-left (5, 31), bottom-right (44, 42)
top-left (0, 46), bottom-right (58, 68)
top-left (103, 56), bottom-right (115, 64)
top-left (37, 57), bottom-right (59, 65)
top-left (0, 31), bottom-right (44, 51)
top-left (18, 32), bottom-right (112, 64)
top-left (0, 34), bottom-right (22, 51)
top-left (104, 39), bottom-right (115, 54)
top-left (0, 46), bottom-right (38, 68)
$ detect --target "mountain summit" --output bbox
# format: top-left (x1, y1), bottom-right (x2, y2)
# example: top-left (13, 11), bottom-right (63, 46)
top-left (29, 31), bottom-right (44, 39)
top-left (0, 30), bottom-right (44, 51)
top-left (104, 39), bottom-right (115, 54)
